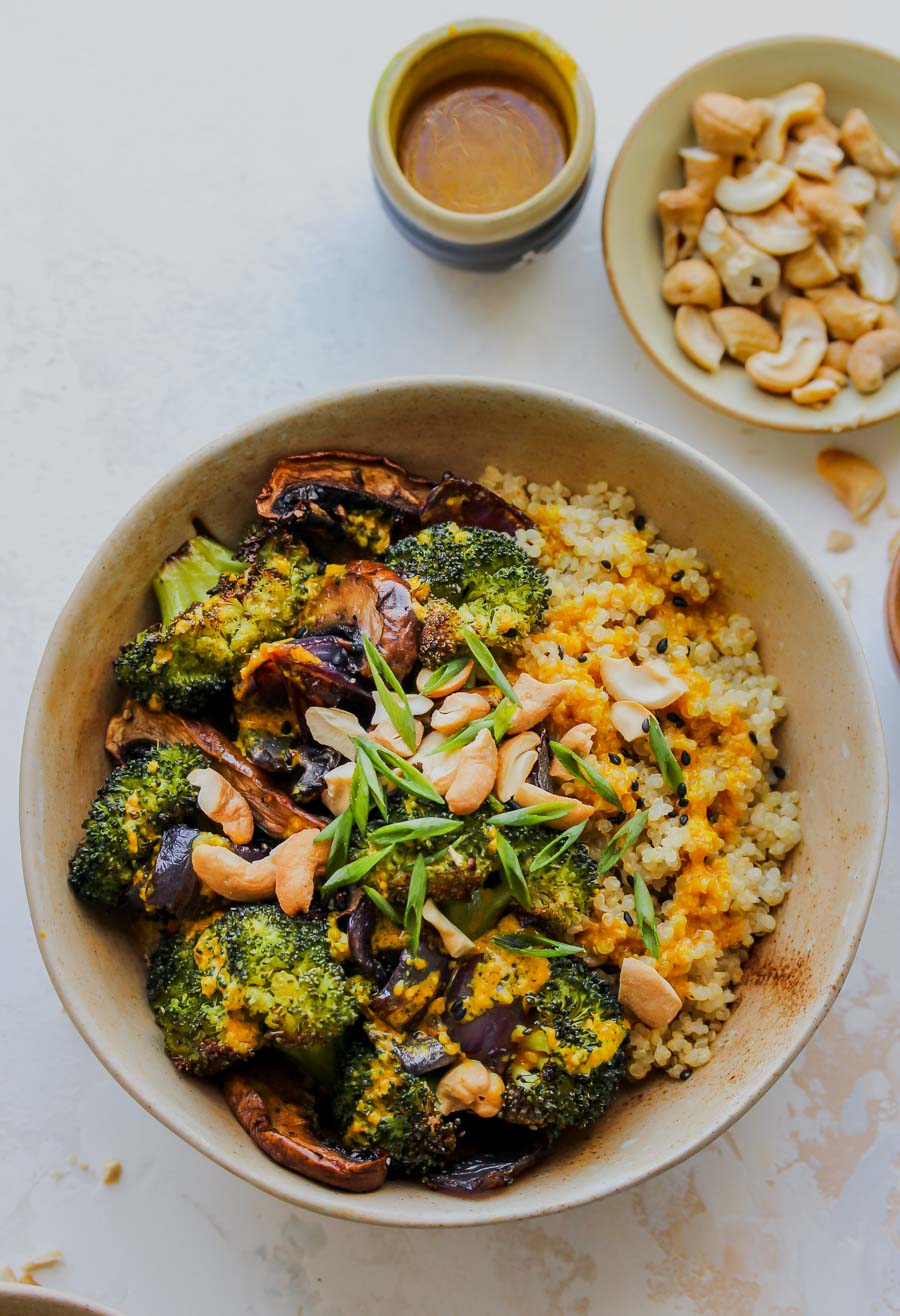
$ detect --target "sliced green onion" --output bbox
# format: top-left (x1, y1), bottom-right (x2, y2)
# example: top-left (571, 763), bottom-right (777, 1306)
top-left (321, 845), bottom-right (394, 895)
top-left (549, 740), bottom-right (622, 809)
top-left (597, 809), bottom-right (649, 875)
top-left (369, 816), bottom-right (463, 844)
top-left (354, 736), bottom-right (444, 806)
top-left (349, 758), bottom-right (370, 834)
top-left (632, 872), bottom-right (661, 959)
top-left (361, 633), bottom-right (417, 751)
top-left (490, 801), bottom-right (574, 827)
top-left (317, 811), bottom-right (344, 843)
top-left (357, 747), bottom-right (388, 820)
top-left (362, 885), bottom-right (402, 925)
top-left (429, 713), bottom-right (493, 756)
top-left (462, 628), bottom-right (520, 706)
top-left (492, 930), bottom-right (585, 958)
top-left (647, 716), bottom-right (684, 792)
top-left (527, 821), bottom-right (588, 873)
top-left (404, 854), bottom-right (428, 954)
top-left (496, 831), bottom-right (531, 909)
top-left (491, 697), bottom-right (517, 741)
top-left (419, 657), bottom-right (470, 695)
top-left (323, 807), bottom-right (354, 877)
top-left (441, 886), bottom-right (512, 940)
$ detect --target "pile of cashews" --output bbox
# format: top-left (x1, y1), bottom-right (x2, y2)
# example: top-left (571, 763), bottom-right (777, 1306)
top-left (658, 85), bottom-right (900, 406)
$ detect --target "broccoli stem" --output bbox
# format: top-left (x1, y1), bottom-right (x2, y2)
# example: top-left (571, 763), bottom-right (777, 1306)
top-left (152, 535), bottom-right (244, 626)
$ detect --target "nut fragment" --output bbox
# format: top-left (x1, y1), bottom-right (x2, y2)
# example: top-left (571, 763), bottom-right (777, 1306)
top-left (422, 899), bottom-right (475, 958)
top-left (793, 184), bottom-right (866, 274)
top-left (188, 767), bottom-right (254, 845)
top-left (507, 673), bottom-right (577, 734)
top-left (609, 700), bottom-right (653, 742)
top-left (679, 146), bottom-right (733, 205)
top-left (794, 115), bottom-right (841, 145)
top-left (791, 376), bottom-right (839, 406)
top-left (598, 654), bottom-right (687, 709)
top-left (618, 958), bottom-right (682, 1029)
top-left (745, 297), bottom-right (827, 394)
top-left (435, 1060), bottom-right (504, 1117)
top-left (710, 307), bottom-right (780, 362)
top-left (657, 187), bottom-right (708, 267)
top-left (816, 365), bottom-right (847, 388)
top-left (444, 727), bottom-right (498, 816)
top-left (826, 529), bottom-right (854, 552)
top-left (549, 723), bottom-right (597, 780)
top-left (431, 691), bottom-right (491, 734)
top-left (816, 448), bottom-right (887, 520)
top-left (847, 329), bottom-right (900, 395)
top-left (513, 782), bottom-right (594, 828)
top-left (833, 165), bottom-right (877, 208)
top-left (495, 730), bottom-right (540, 801)
top-left (783, 135), bottom-right (843, 181)
top-left (322, 761), bottom-right (354, 816)
top-left (824, 339), bottom-right (852, 372)
top-left (674, 305), bottom-right (724, 372)
top-left (415, 661), bottom-right (473, 698)
top-left (271, 830), bottom-right (328, 916)
top-left (305, 706), bottom-right (366, 760)
top-left (757, 83), bottom-right (826, 162)
top-left (692, 92), bottom-right (768, 156)
top-left (807, 283), bottom-right (881, 341)
top-left (698, 208), bottom-right (780, 305)
top-left (782, 239), bottom-right (839, 289)
top-left (880, 305), bottom-right (900, 333)
top-left (191, 843), bottom-right (276, 902)
top-left (839, 108), bottom-right (900, 177)
top-left (368, 718), bottom-right (424, 758)
top-left (662, 258), bottom-right (723, 310)
top-left (729, 203), bottom-right (813, 255)
top-left (856, 234), bottom-right (899, 304)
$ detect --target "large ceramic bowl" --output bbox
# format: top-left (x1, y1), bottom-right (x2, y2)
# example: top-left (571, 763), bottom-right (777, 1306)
top-left (0, 1286), bottom-right (121, 1316)
top-left (20, 379), bottom-right (887, 1227)
top-left (603, 36), bottom-right (900, 433)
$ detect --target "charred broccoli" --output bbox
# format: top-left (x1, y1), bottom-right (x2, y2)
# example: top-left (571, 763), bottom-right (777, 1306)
top-left (114, 534), bottom-right (318, 713)
top-left (334, 1024), bottom-right (458, 1174)
top-left (510, 827), bottom-right (599, 937)
top-left (501, 956), bottom-right (628, 1131)
top-left (152, 535), bottom-right (245, 627)
top-left (68, 744), bottom-right (205, 908)
top-left (386, 522), bottom-right (549, 665)
top-left (147, 905), bottom-right (359, 1075)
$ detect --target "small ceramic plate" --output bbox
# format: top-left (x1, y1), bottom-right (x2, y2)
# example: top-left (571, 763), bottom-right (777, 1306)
top-left (602, 36), bottom-right (900, 433)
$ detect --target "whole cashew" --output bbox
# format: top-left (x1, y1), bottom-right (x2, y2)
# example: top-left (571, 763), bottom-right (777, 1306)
top-left (512, 782), bottom-right (594, 829)
top-left (435, 1060), bottom-right (504, 1118)
top-left (191, 843), bottom-right (276, 902)
top-left (444, 728), bottom-right (498, 816)
top-left (847, 329), bottom-right (900, 394)
top-left (618, 958), bottom-right (682, 1029)
top-left (597, 655), bottom-right (686, 709)
top-left (495, 731), bottom-right (540, 802)
top-left (415, 661), bottom-right (473, 698)
top-left (806, 283), bottom-right (881, 341)
top-left (431, 691), bottom-right (491, 734)
top-left (657, 187), bottom-right (707, 268)
top-left (549, 723), bottom-right (596, 780)
top-left (793, 184), bottom-right (866, 274)
top-left (745, 297), bottom-right (827, 394)
top-left (698, 208), bottom-right (780, 306)
top-left (271, 830), bottom-right (328, 917)
top-left (756, 83), bottom-right (826, 162)
top-left (188, 767), bottom-right (254, 845)
top-left (839, 108), bottom-right (900, 177)
top-left (679, 147), bottom-right (732, 206)
top-left (507, 674), bottom-right (577, 734)
top-left (674, 306), bottom-right (724, 372)
top-left (662, 259), bottom-right (723, 310)
top-left (691, 92), bottom-right (768, 156)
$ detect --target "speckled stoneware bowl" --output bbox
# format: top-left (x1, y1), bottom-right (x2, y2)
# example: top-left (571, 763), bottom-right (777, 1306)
top-left (0, 1286), bottom-right (122, 1316)
top-left (21, 379), bottom-right (887, 1227)
top-left (603, 37), bottom-right (900, 433)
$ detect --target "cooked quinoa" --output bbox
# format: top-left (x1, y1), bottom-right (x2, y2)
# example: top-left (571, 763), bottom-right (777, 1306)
top-left (481, 465), bottom-right (802, 1082)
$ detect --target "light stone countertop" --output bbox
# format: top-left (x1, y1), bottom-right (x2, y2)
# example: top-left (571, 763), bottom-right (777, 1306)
top-left (2, 2), bottom-right (898, 1313)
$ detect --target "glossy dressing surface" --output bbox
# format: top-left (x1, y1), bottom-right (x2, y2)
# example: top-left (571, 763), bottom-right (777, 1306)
top-left (397, 74), bottom-right (568, 214)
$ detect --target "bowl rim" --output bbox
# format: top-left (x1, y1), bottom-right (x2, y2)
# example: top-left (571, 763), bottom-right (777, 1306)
top-left (19, 376), bottom-right (888, 1226)
top-left (601, 34), bottom-right (900, 434)
top-left (0, 1284), bottom-right (122, 1315)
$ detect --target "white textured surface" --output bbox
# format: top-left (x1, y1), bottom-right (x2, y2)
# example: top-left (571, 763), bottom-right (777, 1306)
top-left (2, 1), bottom-right (898, 1313)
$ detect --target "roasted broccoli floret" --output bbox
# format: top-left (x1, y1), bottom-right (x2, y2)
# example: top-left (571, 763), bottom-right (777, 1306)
top-left (509, 827), bottom-right (598, 937)
top-left (152, 535), bottom-right (246, 627)
top-left (386, 522), bottom-right (549, 664)
top-left (114, 537), bottom-right (318, 713)
top-left (501, 956), bottom-right (628, 1131)
top-left (68, 744), bottom-right (205, 908)
top-left (334, 1025), bottom-right (458, 1174)
top-left (349, 795), bottom-right (496, 904)
top-left (147, 905), bottom-right (359, 1075)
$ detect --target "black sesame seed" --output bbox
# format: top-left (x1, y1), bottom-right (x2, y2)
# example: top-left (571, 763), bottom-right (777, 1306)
top-left (635, 615), bottom-right (646, 624)
top-left (671, 570), bottom-right (685, 582)
top-left (673, 595), bottom-right (687, 608)
top-left (635, 515), bottom-right (646, 530)
top-left (646, 546), bottom-right (655, 553)
top-left (679, 813), bottom-right (689, 825)
top-left (613, 811), bottom-right (626, 824)
top-left (681, 751), bottom-right (691, 765)
top-left (749, 730), bottom-right (758, 746)
top-left (601, 559), bottom-right (612, 570)
top-left (449, 998), bottom-right (466, 1021)
top-left (641, 717), bottom-right (650, 734)
top-left (623, 911), bottom-right (634, 927)
top-left (679, 1068), bottom-right (692, 1081)
top-left (631, 780), bottom-right (640, 791)
top-left (635, 796), bottom-right (645, 808)
top-left (774, 765), bottom-right (786, 780)
top-left (656, 637), bottom-right (669, 654)
top-left (578, 654), bottom-right (589, 664)
top-left (557, 645), bottom-right (565, 660)
top-left (626, 874), bottom-right (635, 887)
top-left (609, 752), bottom-right (622, 764)
top-left (668, 712), bottom-right (684, 727)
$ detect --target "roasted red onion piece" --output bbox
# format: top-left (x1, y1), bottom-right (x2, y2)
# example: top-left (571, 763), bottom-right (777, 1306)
top-left (392, 1032), bottom-right (456, 1076)
top-left (370, 943), bottom-right (449, 1030)
top-left (308, 561), bottom-right (420, 679)
top-left (421, 474), bottom-right (534, 535)
top-left (144, 825), bottom-right (271, 917)
top-left (234, 637), bottom-right (375, 723)
top-left (423, 1127), bottom-right (554, 1195)
top-left (445, 957), bottom-right (525, 1069)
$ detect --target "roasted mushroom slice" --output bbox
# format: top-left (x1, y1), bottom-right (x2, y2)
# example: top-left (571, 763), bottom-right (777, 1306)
top-left (256, 451), bottom-right (433, 552)
top-left (223, 1058), bottom-right (388, 1192)
top-left (308, 561), bottom-right (420, 679)
top-left (423, 1124), bottom-right (555, 1195)
top-left (420, 474), bottom-right (534, 536)
top-left (234, 635), bottom-right (375, 723)
top-left (106, 700), bottom-right (320, 838)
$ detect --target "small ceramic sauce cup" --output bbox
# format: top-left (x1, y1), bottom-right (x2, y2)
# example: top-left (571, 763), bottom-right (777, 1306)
top-left (370, 19), bottom-right (595, 270)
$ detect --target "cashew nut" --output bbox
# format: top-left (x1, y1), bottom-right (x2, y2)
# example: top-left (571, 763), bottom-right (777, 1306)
top-left (597, 654), bottom-right (687, 709)
top-left (507, 673), bottom-right (577, 734)
top-left (495, 731), bottom-right (540, 801)
top-left (816, 365), bottom-right (847, 388)
top-left (856, 234), bottom-right (899, 304)
top-left (421, 899), bottom-right (475, 958)
top-left (824, 339), bottom-right (852, 372)
top-left (415, 732), bottom-right (463, 796)
top-left (431, 691), bottom-right (491, 734)
top-left (839, 108), bottom-right (900, 177)
top-left (791, 376), bottom-right (839, 407)
top-left (816, 448), bottom-right (887, 519)
top-left (806, 282), bottom-right (881, 341)
top-left (188, 768), bottom-right (254, 845)
top-left (549, 723), bottom-right (596, 781)
top-left (415, 661), bottom-right (473, 697)
top-left (846, 329), bottom-right (900, 395)
top-left (609, 700), bottom-right (653, 743)
top-left (662, 258), bottom-right (723, 310)
top-left (710, 307), bottom-right (780, 363)
top-left (368, 718), bottom-right (424, 759)
top-left (794, 114), bottom-right (841, 145)
top-left (679, 146), bottom-right (733, 206)
top-left (714, 161), bottom-right (796, 214)
top-left (782, 239), bottom-right (839, 289)
top-left (729, 203), bottom-right (813, 255)
top-left (891, 200), bottom-right (900, 254)
top-left (322, 761), bottom-right (355, 816)
top-left (512, 782), bottom-right (594, 829)
top-left (657, 187), bottom-right (707, 268)
top-left (783, 135), bottom-right (843, 182)
top-left (691, 92), bottom-right (768, 156)
top-left (271, 830), bottom-right (328, 916)
top-left (757, 83), bottom-right (826, 162)
top-left (673, 305), bottom-right (725, 372)
top-left (372, 691), bottom-right (432, 723)
top-left (745, 296), bottom-right (827, 394)
top-left (764, 283), bottom-right (792, 321)
top-left (435, 1060), bottom-right (504, 1118)
top-left (618, 958), bottom-right (682, 1030)
top-left (305, 706), bottom-right (366, 760)
top-left (444, 728), bottom-right (498, 816)
top-left (793, 183), bottom-right (866, 274)
top-left (880, 305), bottom-right (900, 333)
top-left (191, 843), bottom-right (276, 902)
top-left (698, 208), bottom-right (780, 306)
top-left (826, 529), bottom-right (854, 552)
top-left (833, 165), bottom-right (877, 208)
top-left (877, 178), bottom-right (896, 205)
